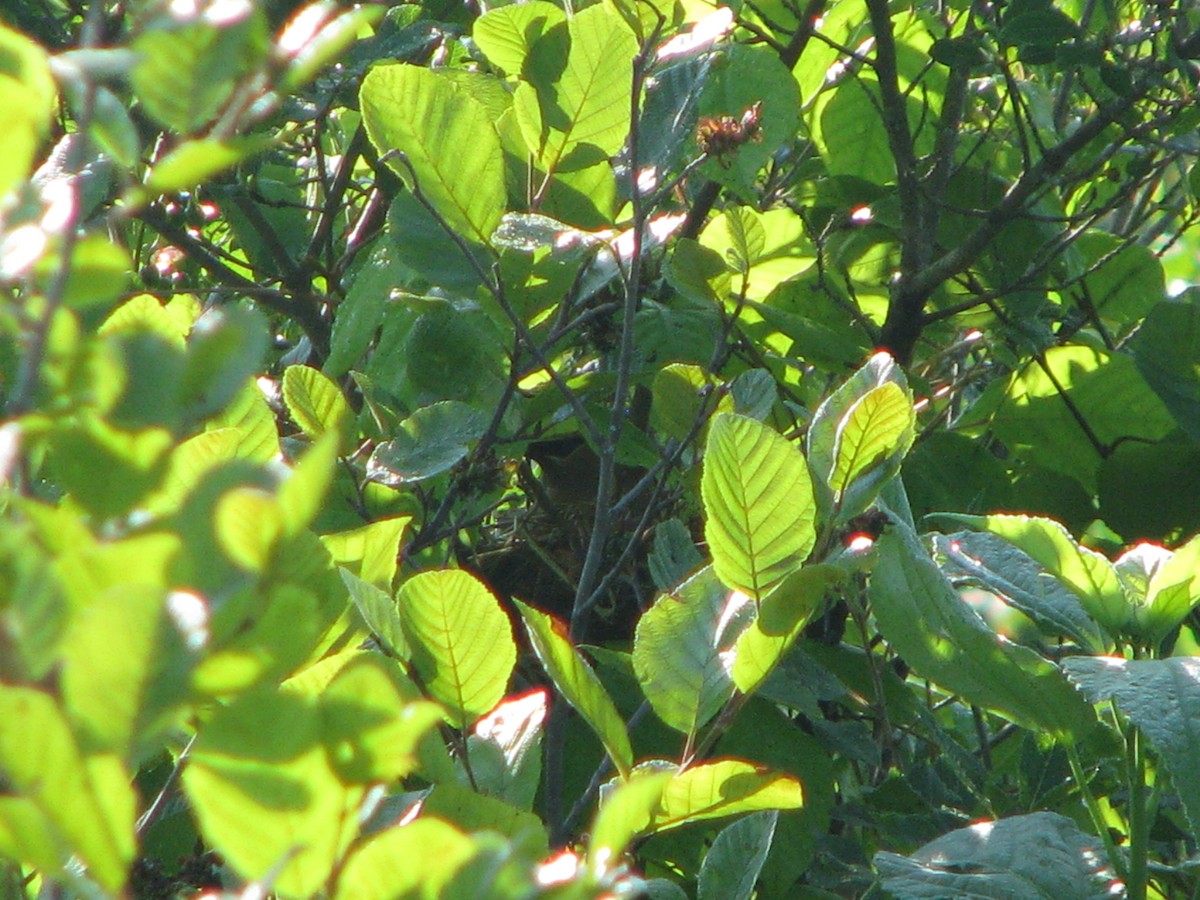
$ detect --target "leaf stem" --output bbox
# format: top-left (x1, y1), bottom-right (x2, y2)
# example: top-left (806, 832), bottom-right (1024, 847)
top-left (1064, 739), bottom-right (1127, 883)
top-left (1126, 726), bottom-right (1149, 900)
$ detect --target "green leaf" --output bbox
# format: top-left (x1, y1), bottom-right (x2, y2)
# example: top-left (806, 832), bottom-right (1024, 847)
top-left (207, 380), bottom-right (280, 463)
top-left (633, 565), bottom-right (753, 735)
top-left (818, 77), bottom-right (896, 185)
top-left (334, 819), bottom-right (476, 900)
top-left (871, 523), bottom-right (1093, 738)
top-left (648, 518), bottom-right (705, 592)
top-left (650, 363), bottom-right (720, 443)
top-left (321, 515), bottom-right (411, 588)
top-left (422, 781), bottom-right (547, 848)
top-left (282, 364), bottom-right (355, 453)
top-left (49, 420), bottom-right (174, 519)
top-left (325, 241), bottom-right (399, 378)
top-left (698, 208), bottom-right (813, 300)
top-left (367, 401), bottom-right (490, 486)
top-left (589, 772), bottom-right (673, 873)
top-left (875, 812), bottom-right (1113, 900)
top-left (0, 686), bottom-right (134, 893)
top-left (130, 12), bottom-right (267, 133)
top-left (397, 569), bottom-right (516, 727)
top-left (319, 656), bottom-right (444, 784)
top-left (516, 5), bottom-right (636, 172)
top-left (702, 413), bottom-right (816, 602)
top-left (360, 63), bottom-right (505, 245)
top-left (473, 2), bottom-right (566, 77)
top-left (828, 381), bottom-right (915, 501)
top-left (214, 487), bottom-right (283, 572)
top-left (1099, 437), bottom-right (1200, 540)
top-left (932, 532), bottom-right (1108, 652)
top-left (0, 519), bottom-right (68, 682)
top-left (808, 351), bottom-right (910, 519)
top-left (991, 344), bottom-right (1174, 492)
top-left (651, 759), bottom-right (804, 831)
top-left (181, 306), bottom-right (270, 422)
top-left (183, 686), bottom-right (362, 897)
top-left (730, 369), bottom-right (777, 421)
top-left (730, 565), bottom-right (843, 696)
top-left (143, 136), bottom-right (273, 195)
top-left (1073, 231), bottom-right (1164, 326)
top-left (56, 234), bottom-right (130, 310)
top-left (999, 9), bottom-right (1079, 48)
top-left (1063, 656), bottom-right (1200, 837)
top-left (468, 689), bottom-right (546, 810)
top-left (698, 811), bottom-right (778, 900)
top-left (1137, 534), bottom-right (1200, 643)
top-left (0, 23), bottom-right (56, 198)
top-left (947, 514), bottom-right (1129, 636)
top-left (61, 585), bottom-right (191, 760)
top-left (1132, 296), bottom-right (1200, 443)
top-left (401, 302), bottom-right (509, 406)
top-left (513, 600), bottom-right (633, 779)
top-left (341, 568), bottom-right (409, 660)
top-left (385, 191), bottom-right (488, 294)
top-left (278, 432), bottom-right (340, 536)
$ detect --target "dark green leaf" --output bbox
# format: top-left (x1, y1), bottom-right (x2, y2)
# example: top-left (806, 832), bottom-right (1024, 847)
top-left (871, 524), bottom-right (1094, 738)
top-left (1063, 656), bottom-right (1200, 837)
top-left (876, 812), bottom-right (1113, 899)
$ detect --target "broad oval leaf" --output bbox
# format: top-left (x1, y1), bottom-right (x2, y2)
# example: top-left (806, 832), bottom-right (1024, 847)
top-left (473, 1), bottom-right (565, 77)
top-left (360, 63), bottom-right (505, 246)
top-left (516, 5), bottom-right (637, 171)
top-left (319, 656), bottom-right (444, 784)
top-left (0, 686), bottom-right (135, 894)
top-left (340, 568), bottom-right (409, 661)
top-left (1137, 534), bottom-right (1200, 643)
top-left (1132, 297), bottom-right (1200, 443)
top-left (589, 772), bottom-right (673, 873)
top-left (652, 759), bottom-right (804, 831)
top-left (514, 600), bottom-right (633, 779)
top-left (697, 811), bottom-right (778, 900)
top-left (397, 569), bottom-right (516, 727)
top-left (367, 401), bottom-right (489, 486)
top-left (702, 413), bottom-right (816, 601)
top-left (633, 565), bottom-right (754, 736)
top-left (334, 818), bottom-right (475, 900)
top-left (282, 364), bottom-right (354, 452)
top-left (808, 351), bottom-right (911, 521)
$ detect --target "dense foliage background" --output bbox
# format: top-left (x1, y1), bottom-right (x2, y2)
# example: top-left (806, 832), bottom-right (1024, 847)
top-left (4, 0), bottom-right (1200, 897)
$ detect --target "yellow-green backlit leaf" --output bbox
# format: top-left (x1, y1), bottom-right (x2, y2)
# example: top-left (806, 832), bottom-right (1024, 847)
top-left (633, 566), bottom-right (752, 736)
top-left (183, 686), bottom-right (362, 897)
top-left (335, 818), bottom-right (475, 900)
top-left (0, 686), bottom-right (134, 893)
top-left (652, 760), bottom-right (804, 831)
top-left (282, 364), bottom-right (355, 453)
top-left (829, 382), bottom-right (914, 499)
top-left (397, 570), bottom-right (516, 727)
top-left (731, 564), bottom-right (843, 696)
top-left (360, 64), bottom-right (505, 246)
top-left (514, 600), bottom-right (633, 779)
top-left (702, 413), bottom-right (816, 601)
